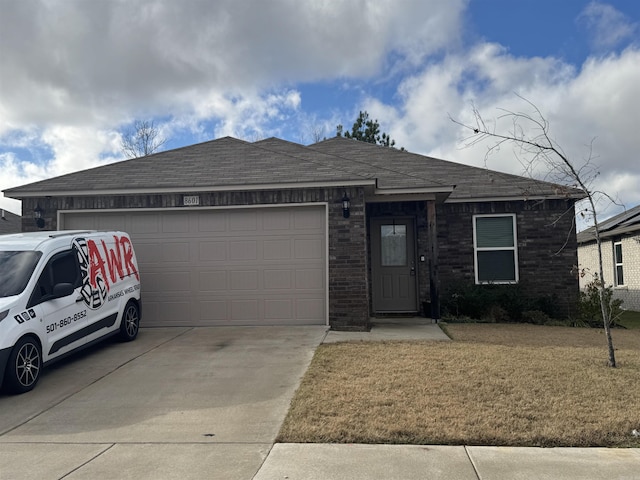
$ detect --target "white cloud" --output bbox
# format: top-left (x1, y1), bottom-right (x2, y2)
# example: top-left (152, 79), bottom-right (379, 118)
top-left (380, 45), bottom-right (640, 221)
top-left (0, 0), bottom-right (465, 135)
top-left (0, 0), bottom-right (467, 213)
top-left (578, 1), bottom-right (638, 50)
top-left (0, 153), bottom-right (44, 215)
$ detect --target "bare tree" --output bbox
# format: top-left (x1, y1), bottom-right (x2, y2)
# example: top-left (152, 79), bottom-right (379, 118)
top-left (121, 120), bottom-right (167, 158)
top-left (310, 125), bottom-right (325, 144)
top-left (451, 95), bottom-right (618, 367)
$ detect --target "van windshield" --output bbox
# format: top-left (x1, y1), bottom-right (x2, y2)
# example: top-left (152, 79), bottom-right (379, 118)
top-left (0, 251), bottom-right (43, 298)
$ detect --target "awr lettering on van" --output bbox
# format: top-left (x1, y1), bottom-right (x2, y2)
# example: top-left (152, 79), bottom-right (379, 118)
top-left (85, 236), bottom-right (139, 292)
top-left (117, 235), bottom-right (139, 281)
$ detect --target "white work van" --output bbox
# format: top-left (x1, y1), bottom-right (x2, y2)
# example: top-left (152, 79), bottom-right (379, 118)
top-left (0, 231), bottom-right (141, 394)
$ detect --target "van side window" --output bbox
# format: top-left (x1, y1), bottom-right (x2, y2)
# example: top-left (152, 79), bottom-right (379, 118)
top-left (28, 250), bottom-right (81, 307)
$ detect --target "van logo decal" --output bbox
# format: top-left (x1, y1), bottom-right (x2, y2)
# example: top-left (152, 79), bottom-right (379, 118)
top-left (14, 311), bottom-right (34, 324)
top-left (73, 235), bottom-right (139, 310)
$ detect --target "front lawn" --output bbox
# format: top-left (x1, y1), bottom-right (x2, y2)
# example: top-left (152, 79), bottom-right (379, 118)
top-left (277, 324), bottom-right (640, 447)
top-left (619, 309), bottom-right (640, 329)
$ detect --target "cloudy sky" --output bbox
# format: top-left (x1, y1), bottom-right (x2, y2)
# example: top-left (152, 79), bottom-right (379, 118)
top-left (1, 0), bottom-right (638, 226)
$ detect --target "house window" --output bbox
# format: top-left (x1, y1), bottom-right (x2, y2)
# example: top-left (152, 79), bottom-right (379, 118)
top-left (473, 214), bottom-right (519, 284)
top-left (614, 241), bottom-right (624, 286)
top-left (380, 224), bottom-right (407, 266)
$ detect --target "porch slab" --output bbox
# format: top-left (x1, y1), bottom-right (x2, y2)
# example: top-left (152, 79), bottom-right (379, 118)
top-left (323, 319), bottom-right (450, 343)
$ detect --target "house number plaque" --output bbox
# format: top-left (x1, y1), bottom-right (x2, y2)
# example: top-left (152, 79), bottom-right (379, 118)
top-left (183, 195), bottom-right (200, 206)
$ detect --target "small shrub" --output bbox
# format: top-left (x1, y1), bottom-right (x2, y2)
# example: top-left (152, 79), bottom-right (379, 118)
top-left (441, 314), bottom-right (477, 323)
top-left (442, 283), bottom-right (560, 322)
top-left (483, 305), bottom-right (509, 323)
top-left (544, 319), bottom-right (572, 327)
top-left (578, 276), bottom-right (624, 328)
top-left (521, 310), bottom-right (552, 325)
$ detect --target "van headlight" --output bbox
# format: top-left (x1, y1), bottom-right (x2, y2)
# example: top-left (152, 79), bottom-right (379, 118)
top-left (0, 310), bottom-right (8, 323)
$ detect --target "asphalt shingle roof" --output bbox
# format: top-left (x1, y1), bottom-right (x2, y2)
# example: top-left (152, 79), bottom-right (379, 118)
top-left (310, 137), bottom-right (579, 200)
top-left (4, 136), bottom-right (584, 202)
top-left (0, 210), bottom-right (21, 235)
top-left (577, 204), bottom-right (640, 243)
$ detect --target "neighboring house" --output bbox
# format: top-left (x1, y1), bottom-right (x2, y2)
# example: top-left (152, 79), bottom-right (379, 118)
top-left (577, 205), bottom-right (640, 311)
top-left (4, 136), bottom-right (584, 330)
top-left (0, 209), bottom-right (21, 234)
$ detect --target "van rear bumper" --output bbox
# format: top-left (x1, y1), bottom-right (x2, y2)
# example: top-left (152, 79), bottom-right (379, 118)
top-left (0, 346), bottom-right (11, 389)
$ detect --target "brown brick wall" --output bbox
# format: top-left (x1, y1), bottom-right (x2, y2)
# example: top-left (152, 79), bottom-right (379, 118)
top-left (19, 193), bottom-right (579, 325)
top-left (21, 187), bottom-right (371, 330)
top-left (436, 199), bottom-right (580, 318)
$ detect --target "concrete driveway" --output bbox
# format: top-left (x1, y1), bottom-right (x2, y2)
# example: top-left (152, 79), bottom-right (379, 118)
top-left (0, 326), bottom-right (327, 480)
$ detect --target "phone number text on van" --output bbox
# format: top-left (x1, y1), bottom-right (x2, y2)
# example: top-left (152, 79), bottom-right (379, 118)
top-left (46, 310), bottom-right (87, 334)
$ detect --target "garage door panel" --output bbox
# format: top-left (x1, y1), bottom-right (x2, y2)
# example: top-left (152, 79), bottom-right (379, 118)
top-left (230, 211), bottom-right (257, 231)
top-left (145, 271), bottom-right (192, 293)
top-left (229, 241), bottom-right (258, 261)
top-left (296, 268), bottom-right (324, 289)
top-left (264, 270), bottom-right (292, 289)
top-left (95, 216), bottom-right (125, 230)
top-left (231, 300), bottom-right (259, 321)
top-left (133, 242), bottom-right (164, 266)
top-left (294, 208), bottom-right (324, 229)
top-left (198, 271), bottom-right (227, 291)
top-left (265, 299), bottom-right (293, 319)
top-left (199, 301), bottom-right (228, 321)
top-left (295, 238), bottom-right (323, 259)
top-left (150, 301), bottom-right (193, 325)
top-left (129, 214), bottom-right (160, 234)
top-left (64, 213), bottom-right (98, 230)
top-left (162, 214), bottom-right (189, 233)
top-left (199, 241), bottom-right (227, 261)
top-left (297, 299), bottom-right (325, 319)
top-left (197, 211), bottom-right (227, 232)
top-left (162, 242), bottom-right (190, 262)
top-left (263, 209), bottom-right (291, 230)
top-left (230, 271), bottom-right (259, 290)
top-left (264, 239), bottom-right (292, 260)
top-left (62, 206), bottom-right (326, 326)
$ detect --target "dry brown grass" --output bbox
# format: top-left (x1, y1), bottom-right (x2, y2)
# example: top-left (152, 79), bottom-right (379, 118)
top-left (278, 324), bottom-right (640, 447)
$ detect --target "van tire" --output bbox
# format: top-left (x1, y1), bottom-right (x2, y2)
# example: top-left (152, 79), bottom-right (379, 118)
top-left (119, 301), bottom-right (140, 342)
top-left (3, 336), bottom-right (42, 394)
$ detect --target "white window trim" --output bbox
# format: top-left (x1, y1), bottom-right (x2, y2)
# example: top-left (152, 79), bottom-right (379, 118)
top-left (613, 240), bottom-right (624, 286)
top-left (472, 213), bottom-right (519, 284)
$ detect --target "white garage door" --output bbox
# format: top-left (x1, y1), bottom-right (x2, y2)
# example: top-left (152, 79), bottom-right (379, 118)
top-left (62, 206), bottom-right (327, 327)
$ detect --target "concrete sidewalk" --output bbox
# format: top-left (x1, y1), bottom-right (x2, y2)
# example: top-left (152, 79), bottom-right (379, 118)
top-left (253, 320), bottom-right (640, 480)
top-left (254, 443), bottom-right (640, 480)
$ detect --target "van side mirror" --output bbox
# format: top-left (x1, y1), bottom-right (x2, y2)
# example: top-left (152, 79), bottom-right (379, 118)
top-left (52, 283), bottom-right (75, 299)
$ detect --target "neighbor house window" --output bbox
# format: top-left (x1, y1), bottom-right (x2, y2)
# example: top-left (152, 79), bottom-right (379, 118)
top-left (614, 241), bottom-right (624, 286)
top-left (473, 214), bottom-right (519, 284)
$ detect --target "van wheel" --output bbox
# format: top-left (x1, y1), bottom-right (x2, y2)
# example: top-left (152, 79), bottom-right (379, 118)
top-left (119, 301), bottom-right (140, 342)
top-left (3, 336), bottom-right (42, 394)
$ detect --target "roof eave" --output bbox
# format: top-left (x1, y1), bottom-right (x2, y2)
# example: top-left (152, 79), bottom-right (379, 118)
top-left (579, 224), bottom-right (640, 243)
top-left (445, 193), bottom-right (585, 203)
top-left (4, 179), bottom-right (378, 199)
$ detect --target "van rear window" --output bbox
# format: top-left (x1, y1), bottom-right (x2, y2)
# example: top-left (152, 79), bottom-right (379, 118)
top-left (0, 251), bottom-right (43, 298)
